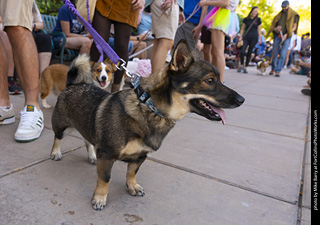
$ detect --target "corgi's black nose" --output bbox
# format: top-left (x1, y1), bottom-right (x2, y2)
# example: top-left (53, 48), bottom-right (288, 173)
top-left (101, 76), bottom-right (107, 81)
top-left (236, 95), bottom-right (245, 106)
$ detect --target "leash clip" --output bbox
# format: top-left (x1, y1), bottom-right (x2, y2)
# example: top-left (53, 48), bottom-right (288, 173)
top-left (115, 58), bottom-right (141, 89)
top-left (115, 58), bottom-right (127, 71)
top-left (129, 72), bottom-right (141, 89)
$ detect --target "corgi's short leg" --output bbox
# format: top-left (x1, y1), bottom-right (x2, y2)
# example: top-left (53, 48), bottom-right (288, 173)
top-left (42, 97), bottom-right (51, 108)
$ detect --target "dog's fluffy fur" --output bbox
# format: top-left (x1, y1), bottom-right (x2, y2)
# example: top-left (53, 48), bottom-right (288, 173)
top-left (257, 60), bottom-right (269, 76)
top-left (50, 41), bottom-right (245, 210)
top-left (67, 54), bottom-right (93, 85)
top-left (39, 64), bottom-right (69, 108)
top-left (39, 55), bottom-right (116, 108)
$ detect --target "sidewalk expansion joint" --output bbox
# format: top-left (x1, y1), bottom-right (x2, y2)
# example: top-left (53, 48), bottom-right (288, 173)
top-left (147, 156), bottom-right (297, 206)
top-left (0, 145), bottom-right (84, 179)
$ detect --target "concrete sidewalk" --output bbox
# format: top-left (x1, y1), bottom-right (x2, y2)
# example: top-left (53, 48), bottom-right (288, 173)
top-left (0, 66), bottom-right (311, 225)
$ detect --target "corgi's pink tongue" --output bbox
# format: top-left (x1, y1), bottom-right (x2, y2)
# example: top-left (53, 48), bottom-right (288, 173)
top-left (100, 82), bottom-right (106, 87)
top-left (207, 103), bottom-right (226, 125)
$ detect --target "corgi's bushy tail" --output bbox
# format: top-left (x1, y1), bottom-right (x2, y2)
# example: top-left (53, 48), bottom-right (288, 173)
top-left (67, 54), bottom-right (93, 86)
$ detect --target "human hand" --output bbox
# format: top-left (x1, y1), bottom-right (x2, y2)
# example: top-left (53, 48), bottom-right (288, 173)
top-left (86, 33), bottom-right (93, 39)
top-left (139, 33), bottom-right (148, 41)
top-left (132, 0), bottom-right (144, 10)
top-left (296, 59), bottom-right (303, 66)
top-left (179, 11), bottom-right (185, 24)
top-left (274, 26), bottom-right (282, 33)
top-left (281, 33), bottom-right (287, 42)
top-left (192, 25), bottom-right (201, 39)
top-left (160, 0), bottom-right (176, 12)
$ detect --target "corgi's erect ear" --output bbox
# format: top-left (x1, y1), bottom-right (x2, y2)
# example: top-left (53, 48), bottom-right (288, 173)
top-left (103, 57), bottom-right (112, 65)
top-left (170, 40), bottom-right (193, 72)
top-left (90, 61), bottom-right (95, 68)
top-left (104, 57), bottom-right (118, 72)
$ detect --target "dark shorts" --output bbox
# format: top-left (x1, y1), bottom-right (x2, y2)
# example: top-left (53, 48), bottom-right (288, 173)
top-left (200, 26), bottom-right (211, 44)
top-left (32, 31), bottom-right (52, 53)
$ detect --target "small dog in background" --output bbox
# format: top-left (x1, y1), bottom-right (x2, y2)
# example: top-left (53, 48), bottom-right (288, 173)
top-left (90, 58), bottom-right (117, 89)
top-left (39, 64), bottom-right (69, 108)
top-left (257, 59), bottom-right (269, 76)
top-left (39, 57), bottom-right (116, 108)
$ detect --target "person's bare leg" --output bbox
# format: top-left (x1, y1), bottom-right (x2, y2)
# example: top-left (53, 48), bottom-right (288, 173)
top-left (0, 37), bottom-right (10, 107)
top-left (6, 26), bottom-right (40, 109)
top-left (0, 30), bottom-right (14, 79)
top-left (131, 41), bottom-right (147, 59)
top-left (151, 38), bottom-right (173, 74)
top-left (65, 37), bottom-right (93, 55)
top-left (39, 52), bottom-right (52, 75)
top-left (211, 29), bottom-right (225, 82)
top-left (203, 43), bottom-right (212, 63)
top-left (284, 49), bottom-right (291, 68)
top-left (290, 66), bottom-right (299, 74)
top-left (150, 38), bottom-right (159, 71)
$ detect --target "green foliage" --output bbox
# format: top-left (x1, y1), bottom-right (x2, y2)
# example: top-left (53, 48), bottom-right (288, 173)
top-left (294, 4), bottom-right (311, 36)
top-left (35, 0), bottom-right (64, 16)
top-left (237, 0), bottom-right (276, 34)
top-left (237, 0), bottom-right (311, 36)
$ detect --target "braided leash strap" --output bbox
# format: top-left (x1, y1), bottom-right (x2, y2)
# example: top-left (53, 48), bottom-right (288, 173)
top-left (62, 0), bottom-right (120, 64)
top-left (86, 0), bottom-right (92, 24)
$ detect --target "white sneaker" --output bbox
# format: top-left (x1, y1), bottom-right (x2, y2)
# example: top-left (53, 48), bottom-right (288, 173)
top-left (14, 105), bottom-right (44, 142)
top-left (0, 104), bottom-right (15, 125)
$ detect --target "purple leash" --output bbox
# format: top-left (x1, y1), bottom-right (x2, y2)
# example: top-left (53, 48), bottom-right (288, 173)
top-left (62, 0), bottom-right (121, 64)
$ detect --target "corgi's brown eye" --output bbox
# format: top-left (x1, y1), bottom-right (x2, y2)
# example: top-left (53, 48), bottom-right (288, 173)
top-left (97, 68), bottom-right (101, 72)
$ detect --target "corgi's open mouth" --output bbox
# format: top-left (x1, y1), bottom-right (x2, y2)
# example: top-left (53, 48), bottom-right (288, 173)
top-left (190, 99), bottom-right (226, 125)
top-left (96, 77), bottom-right (107, 87)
